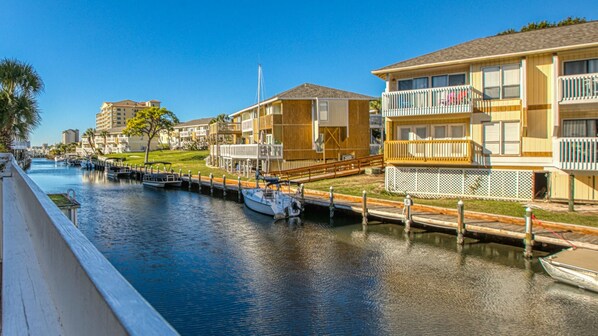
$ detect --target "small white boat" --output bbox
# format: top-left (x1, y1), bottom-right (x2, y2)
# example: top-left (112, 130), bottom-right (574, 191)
top-left (54, 156), bottom-right (66, 163)
top-left (142, 173), bottom-right (182, 188)
top-left (540, 248), bottom-right (598, 293)
top-left (242, 187), bottom-right (302, 219)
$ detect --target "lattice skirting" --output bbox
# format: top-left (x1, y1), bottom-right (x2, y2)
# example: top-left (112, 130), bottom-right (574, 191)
top-left (385, 166), bottom-right (534, 201)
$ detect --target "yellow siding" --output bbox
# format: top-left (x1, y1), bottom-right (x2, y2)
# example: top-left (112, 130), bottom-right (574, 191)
top-left (526, 54), bottom-right (553, 105)
top-left (523, 109), bottom-right (551, 152)
top-left (389, 64), bottom-right (470, 83)
top-left (558, 46), bottom-right (598, 73)
top-left (551, 172), bottom-right (598, 202)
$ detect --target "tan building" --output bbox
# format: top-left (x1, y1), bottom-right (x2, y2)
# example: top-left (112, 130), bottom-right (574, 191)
top-left (209, 83), bottom-right (375, 173)
top-left (373, 22), bottom-right (598, 202)
top-left (61, 129), bottom-right (79, 144)
top-left (165, 117), bottom-right (213, 149)
top-left (95, 99), bottom-right (161, 130)
top-left (80, 127), bottom-right (159, 155)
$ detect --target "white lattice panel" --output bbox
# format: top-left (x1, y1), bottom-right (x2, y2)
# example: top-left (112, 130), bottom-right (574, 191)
top-left (385, 166), bottom-right (534, 201)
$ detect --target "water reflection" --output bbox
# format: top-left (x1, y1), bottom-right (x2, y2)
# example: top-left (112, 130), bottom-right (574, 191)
top-left (27, 159), bottom-right (598, 335)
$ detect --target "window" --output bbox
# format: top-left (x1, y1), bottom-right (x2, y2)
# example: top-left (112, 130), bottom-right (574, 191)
top-left (397, 77), bottom-right (428, 91)
top-left (266, 134), bottom-right (273, 144)
top-left (432, 74), bottom-right (466, 88)
top-left (450, 125), bottom-right (465, 138)
top-left (483, 64), bottom-right (520, 99)
top-left (433, 125), bottom-right (447, 138)
top-left (562, 119), bottom-right (598, 137)
top-left (564, 58), bottom-right (598, 75)
top-left (318, 101), bottom-right (329, 121)
top-left (483, 121), bottom-right (520, 155)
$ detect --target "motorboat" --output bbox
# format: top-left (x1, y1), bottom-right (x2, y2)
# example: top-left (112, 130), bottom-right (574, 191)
top-left (106, 166), bottom-right (131, 179)
top-left (142, 173), bottom-right (182, 188)
top-left (242, 173), bottom-right (302, 219)
top-left (540, 247), bottom-right (598, 293)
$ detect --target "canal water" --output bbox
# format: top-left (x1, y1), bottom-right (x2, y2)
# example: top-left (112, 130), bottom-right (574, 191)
top-left (28, 159), bottom-right (598, 335)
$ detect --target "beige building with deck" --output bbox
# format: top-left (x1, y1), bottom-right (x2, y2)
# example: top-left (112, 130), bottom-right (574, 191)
top-left (373, 21), bottom-right (598, 202)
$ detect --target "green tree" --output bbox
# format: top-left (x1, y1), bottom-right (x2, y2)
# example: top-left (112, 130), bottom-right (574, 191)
top-left (369, 99), bottom-right (381, 113)
top-left (209, 113), bottom-right (230, 124)
top-left (99, 129), bottom-right (109, 154)
top-left (497, 16), bottom-right (587, 35)
top-left (83, 128), bottom-right (98, 154)
top-left (0, 58), bottom-right (44, 151)
top-left (123, 106), bottom-right (179, 163)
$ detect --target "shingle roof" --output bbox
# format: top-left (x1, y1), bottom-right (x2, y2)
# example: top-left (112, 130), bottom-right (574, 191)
top-left (373, 21), bottom-right (598, 75)
top-left (231, 83), bottom-right (375, 116)
top-left (175, 117), bottom-right (213, 127)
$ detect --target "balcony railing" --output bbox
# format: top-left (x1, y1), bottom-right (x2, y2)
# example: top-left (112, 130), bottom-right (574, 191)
top-left (370, 114), bottom-right (383, 127)
top-left (384, 139), bottom-right (486, 165)
top-left (382, 85), bottom-right (475, 117)
top-left (209, 121), bottom-right (242, 134)
top-left (179, 131), bottom-right (190, 138)
top-left (195, 129), bottom-right (207, 137)
top-left (560, 73), bottom-right (598, 104)
top-left (557, 137), bottom-right (598, 171)
top-left (212, 144), bottom-right (283, 159)
top-left (242, 119), bottom-right (254, 132)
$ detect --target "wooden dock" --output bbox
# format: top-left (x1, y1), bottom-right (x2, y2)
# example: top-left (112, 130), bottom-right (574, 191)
top-left (94, 159), bottom-right (598, 252)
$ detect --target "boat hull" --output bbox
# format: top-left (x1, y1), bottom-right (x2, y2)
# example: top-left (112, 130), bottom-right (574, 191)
top-left (142, 181), bottom-right (182, 188)
top-left (540, 257), bottom-right (598, 293)
top-left (242, 188), bottom-right (301, 218)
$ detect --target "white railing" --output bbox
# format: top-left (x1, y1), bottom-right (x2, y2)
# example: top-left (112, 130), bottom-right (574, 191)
top-left (0, 154), bottom-right (177, 335)
top-left (560, 73), bottom-right (598, 103)
top-left (382, 85), bottom-right (474, 117)
top-left (214, 144), bottom-right (283, 159)
top-left (242, 119), bottom-right (254, 132)
top-left (557, 137), bottom-right (598, 171)
top-left (369, 114), bottom-right (383, 128)
top-left (195, 129), bottom-right (207, 137)
top-left (179, 131), bottom-right (190, 138)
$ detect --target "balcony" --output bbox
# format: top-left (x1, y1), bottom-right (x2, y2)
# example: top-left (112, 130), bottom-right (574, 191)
top-left (195, 129), bottom-right (207, 137)
top-left (179, 131), bottom-right (190, 138)
top-left (213, 144), bottom-right (283, 159)
top-left (209, 121), bottom-right (242, 134)
top-left (559, 73), bottom-right (598, 104)
top-left (384, 139), bottom-right (486, 165)
top-left (382, 85), bottom-right (475, 117)
top-left (242, 119), bottom-right (253, 132)
top-left (556, 137), bottom-right (598, 171)
top-left (370, 114), bottom-right (383, 128)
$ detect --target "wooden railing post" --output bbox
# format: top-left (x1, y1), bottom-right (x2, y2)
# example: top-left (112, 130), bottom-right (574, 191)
top-left (457, 200), bottom-right (465, 245)
top-left (362, 190), bottom-right (368, 225)
top-left (209, 173), bottom-right (214, 196)
top-left (329, 186), bottom-right (335, 218)
top-left (524, 207), bottom-right (534, 258)
top-left (238, 177), bottom-right (242, 202)
top-left (404, 195), bottom-right (412, 234)
top-left (222, 175), bottom-right (227, 198)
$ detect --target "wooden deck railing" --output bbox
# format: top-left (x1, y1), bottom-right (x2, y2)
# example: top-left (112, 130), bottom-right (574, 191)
top-left (384, 139), bottom-right (486, 165)
top-left (271, 154), bottom-right (384, 182)
top-left (209, 121), bottom-right (242, 134)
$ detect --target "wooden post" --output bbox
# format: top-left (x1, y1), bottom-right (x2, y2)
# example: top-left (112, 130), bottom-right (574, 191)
top-left (568, 174), bottom-right (575, 212)
top-left (222, 175), bottom-right (227, 197)
top-left (238, 177), bottom-right (242, 202)
top-left (209, 173), bottom-right (214, 196)
top-left (362, 190), bottom-right (368, 225)
top-left (300, 184), bottom-right (305, 211)
top-left (404, 195), bottom-right (412, 234)
top-left (457, 200), bottom-right (465, 245)
top-left (188, 170), bottom-right (192, 190)
top-left (524, 207), bottom-right (534, 258)
top-left (329, 186), bottom-right (335, 218)
top-left (198, 171), bottom-right (202, 192)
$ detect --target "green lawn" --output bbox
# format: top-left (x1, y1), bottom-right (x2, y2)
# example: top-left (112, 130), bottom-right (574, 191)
top-left (105, 150), bottom-right (246, 180)
top-left (305, 174), bottom-right (598, 227)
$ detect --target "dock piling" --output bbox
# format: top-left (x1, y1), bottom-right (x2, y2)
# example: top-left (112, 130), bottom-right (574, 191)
top-left (209, 173), bottom-right (214, 196)
top-left (238, 177), bottom-right (242, 202)
top-left (299, 184), bottom-right (305, 211)
top-left (188, 170), bottom-right (192, 190)
top-left (524, 207), bottom-right (534, 258)
top-left (329, 186), bottom-right (335, 218)
top-left (222, 175), bottom-right (227, 197)
top-left (404, 195), bottom-right (412, 234)
top-left (457, 200), bottom-right (465, 245)
top-left (362, 190), bottom-right (368, 225)
top-left (198, 171), bottom-right (202, 192)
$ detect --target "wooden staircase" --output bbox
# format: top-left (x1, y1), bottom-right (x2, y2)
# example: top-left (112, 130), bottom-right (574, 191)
top-left (270, 154), bottom-right (384, 183)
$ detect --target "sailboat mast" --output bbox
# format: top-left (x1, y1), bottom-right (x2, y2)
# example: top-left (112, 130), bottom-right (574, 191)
top-left (256, 64), bottom-right (262, 183)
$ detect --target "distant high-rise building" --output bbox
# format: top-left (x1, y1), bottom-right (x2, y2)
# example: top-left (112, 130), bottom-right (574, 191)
top-left (61, 129), bottom-right (80, 144)
top-left (95, 99), bottom-right (161, 131)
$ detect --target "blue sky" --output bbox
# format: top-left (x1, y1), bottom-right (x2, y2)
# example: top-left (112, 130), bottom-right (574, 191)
top-left (1, 0), bottom-right (596, 145)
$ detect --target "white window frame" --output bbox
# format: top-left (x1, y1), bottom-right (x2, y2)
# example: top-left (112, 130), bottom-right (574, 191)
top-left (318, 101), bottom-right (329, 121)
top-left (397, 72), bottom-right (467, 91)
top-left (563, 57), bottom-right (598, 76)
top-left (482, 64), bottom-right (521, 100)
top-left (482, 121), bottom-right (520, 155)
top-left (431, 123), bottom-right (465, 139)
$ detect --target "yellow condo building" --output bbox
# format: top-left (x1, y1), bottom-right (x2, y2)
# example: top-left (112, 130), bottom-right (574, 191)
top-left (373, 21), bottom-right (598, 202)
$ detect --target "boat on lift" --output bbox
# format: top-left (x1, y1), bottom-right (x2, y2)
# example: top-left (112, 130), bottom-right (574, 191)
top-left (540, 247), bottom-right (598, 293)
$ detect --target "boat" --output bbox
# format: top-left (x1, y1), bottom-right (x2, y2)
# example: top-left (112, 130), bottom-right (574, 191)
top-left (54, 156), bottom-right (66, 163)
top-left (106, 166), bottom-right (131, 179)
top-left (242, 175), bottom-right (302, 219)
top-left (81, 159), bottom-right (95, 170)
top-left (539, 247), bottom-right (598, 293)
top-left (142, 173), bottom-right (182, 188)
top-left (141, 161), bottom-right (181, 188)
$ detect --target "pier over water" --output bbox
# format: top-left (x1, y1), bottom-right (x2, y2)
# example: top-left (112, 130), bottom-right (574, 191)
top-left (4, 158), bottom-right (598, 335)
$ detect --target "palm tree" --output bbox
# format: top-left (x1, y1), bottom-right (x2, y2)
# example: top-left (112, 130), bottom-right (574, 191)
top-left (99, 130), bottom-right (109, 154)
top-left (0, 59), bottom-right (44, 151)
top-left (83, 128), bottom-right (98, 154)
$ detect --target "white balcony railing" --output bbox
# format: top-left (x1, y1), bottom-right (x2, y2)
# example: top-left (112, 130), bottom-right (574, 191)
top-left (369, 114), bottom-right (383, 128)
top-left (557, 137), bottom-right (598, 171)
top-left (179, 131), bottom-right (190, 138)
top-left (560, 73), bottom-right (598, 104)
top-left (195, 129), bottom-right (207, 137)
top-left (242, 119), bottom-right (254, 132)
top-left (382, 85), bottom-right (474, 117)
top-left (213, 144), bottom-right (283, 159)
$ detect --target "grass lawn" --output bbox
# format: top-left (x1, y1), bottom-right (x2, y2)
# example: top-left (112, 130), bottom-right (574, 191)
top-left (105, 150), bottom-right (246, 180)
top-left (305, 174), bottom-right (598, 227)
